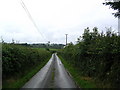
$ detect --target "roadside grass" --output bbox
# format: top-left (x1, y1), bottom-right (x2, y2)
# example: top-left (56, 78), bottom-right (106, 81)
top-left (58, 55), bottom-right (97, 88)
top-left (3, 55), bottom-right (51, 88)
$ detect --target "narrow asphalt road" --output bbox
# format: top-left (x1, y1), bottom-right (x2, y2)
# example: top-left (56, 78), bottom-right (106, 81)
top-left (22, 53), bottom-right (77, 88)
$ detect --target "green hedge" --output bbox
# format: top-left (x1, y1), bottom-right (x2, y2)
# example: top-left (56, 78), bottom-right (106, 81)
top-left (58, 27), bottom-right (120, 88)
top-left (2, 44), bottom-right (51, 79)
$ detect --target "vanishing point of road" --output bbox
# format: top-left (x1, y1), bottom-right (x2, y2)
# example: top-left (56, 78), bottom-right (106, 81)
top-left (22, 53), bottom-right (78, 88)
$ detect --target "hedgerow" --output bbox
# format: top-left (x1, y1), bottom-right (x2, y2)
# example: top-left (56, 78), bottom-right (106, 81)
top-left (58, 27), bottom-right (120, 88)
top-left (2, 44), bottom-right (51, 79)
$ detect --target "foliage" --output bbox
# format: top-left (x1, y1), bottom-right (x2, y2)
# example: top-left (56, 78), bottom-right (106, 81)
top-left (59, 56), bottom-right (96, 88)
top-left (103, 0), bottom-right (120, 18)
top-left (2, 44), bottom-right (51, 80)
top-left (58, 27), bottom-right (120, 88)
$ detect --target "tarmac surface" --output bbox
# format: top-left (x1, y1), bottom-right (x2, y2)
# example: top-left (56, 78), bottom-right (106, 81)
top-left (22, 53), bottom-right (77, 88)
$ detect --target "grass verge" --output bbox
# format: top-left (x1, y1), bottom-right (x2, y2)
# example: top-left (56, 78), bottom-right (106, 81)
top-left (3, 56), bottom-right (51, 88)
top-left (58, 55), bottom-right (97, 88)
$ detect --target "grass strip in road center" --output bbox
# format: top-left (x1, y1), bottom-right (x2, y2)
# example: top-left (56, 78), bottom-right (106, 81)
top-left (52, 68), bottom-right (55, 81)
top-left (58, 55), bottom-right (97, 88)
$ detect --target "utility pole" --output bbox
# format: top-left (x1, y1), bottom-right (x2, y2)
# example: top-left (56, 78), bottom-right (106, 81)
top-left (118, 17), bottom-right (120, 35)
top-left (47, 41), bottom-right (50, 47)
top-left (65, 34), bottom-right (68, 46)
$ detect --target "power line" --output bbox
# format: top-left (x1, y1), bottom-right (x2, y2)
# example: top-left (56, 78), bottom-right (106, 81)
top-left (19, 0), bottom-right (48, 42)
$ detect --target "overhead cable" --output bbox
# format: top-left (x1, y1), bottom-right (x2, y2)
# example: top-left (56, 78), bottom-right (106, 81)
top-left (19, 0), bottom-right (48, 42)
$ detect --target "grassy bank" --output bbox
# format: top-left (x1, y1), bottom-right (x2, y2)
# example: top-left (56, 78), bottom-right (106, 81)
top-left (2, 43), bottom-right (51, 88)
top-left (58, 55), bottom-right (96, 88)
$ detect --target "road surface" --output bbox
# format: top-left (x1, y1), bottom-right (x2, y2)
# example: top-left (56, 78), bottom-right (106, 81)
top-left (22, 53), bottom-right (77, 88)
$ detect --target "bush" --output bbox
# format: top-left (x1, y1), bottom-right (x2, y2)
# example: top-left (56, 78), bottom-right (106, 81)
top-left (58, 27), bottom-right (120, 88)
top-left (2, 44), bottom-right (51, 79)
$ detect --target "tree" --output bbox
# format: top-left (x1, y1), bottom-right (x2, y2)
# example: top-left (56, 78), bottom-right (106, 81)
top-left (1, 36), bottom-right (4, 43)
top-left (103, 0), bottom-right (120, 18)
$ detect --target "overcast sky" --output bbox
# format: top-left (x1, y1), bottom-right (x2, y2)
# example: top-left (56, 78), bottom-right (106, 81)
top-left (0, 0), bottom-right (118, 44)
